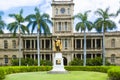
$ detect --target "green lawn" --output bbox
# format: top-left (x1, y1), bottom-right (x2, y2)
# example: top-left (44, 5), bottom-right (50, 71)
top-left (4, 71), bottom-right (108, 80)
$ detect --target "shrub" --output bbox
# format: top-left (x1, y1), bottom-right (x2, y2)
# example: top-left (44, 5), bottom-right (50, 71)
top-left (40, 60), bottom-right (52, 66)
top-left (69, 58), bottom-right (83, 66)
top-left (65, 66), bottom-right (111, 73)
top-left (0, 68), bottom-right (5, 80)
top-left (108, 67), bottom-right (120, 80)
top-left (11, 58), bottom-right (52, 66)
top-left (69, 57), bottom-right (111, 66)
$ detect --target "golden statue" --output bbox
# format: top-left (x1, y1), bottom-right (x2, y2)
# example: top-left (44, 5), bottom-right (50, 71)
top-left (54, 37), bottom-right (62, 52)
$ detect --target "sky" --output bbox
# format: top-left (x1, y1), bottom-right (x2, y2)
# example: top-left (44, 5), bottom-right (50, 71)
top-left (0, 0), bottom-right (120, 33)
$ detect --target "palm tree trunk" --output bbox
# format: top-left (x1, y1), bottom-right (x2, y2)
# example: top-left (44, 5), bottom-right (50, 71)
top-left (18, 25), bottom-right (21, 66)
top-left (37, 30), bottom-right (40, 66)
top-left (102, 25), bottom-right (106, 66)
top-left (83, 30), bottom-right (86, 66)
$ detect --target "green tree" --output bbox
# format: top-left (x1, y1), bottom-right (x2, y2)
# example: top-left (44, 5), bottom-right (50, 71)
top-left (7, 9), bottom-right (29, 66)
top-left (0, 11), bottom-right (6, 34)
top-left (94, 8), bottom-right (117, 65)
top-left (25, 7), bottom-right (52, 66)
top-left (74, 10), bottom-right (93, 66)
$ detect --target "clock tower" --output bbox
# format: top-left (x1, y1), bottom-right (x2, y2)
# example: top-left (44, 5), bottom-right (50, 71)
top-left (51, 0), bottom-right (74, 36)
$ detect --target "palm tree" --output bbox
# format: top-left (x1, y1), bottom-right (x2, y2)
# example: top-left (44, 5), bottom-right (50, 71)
top-left (94, 8), bottom-right (117, 66)
top-left (116, 8), bottom-right (120, 23)
top-left (116, 8), bottom-right (120, 16)
top-left (74, 10), bottom-right (93, 66)
top-left (25, 7), bottom-right (52, 66)
top-left (0, 11), bottom-right (6, 34)
top-left (7, 9), bottom-right (29, 66)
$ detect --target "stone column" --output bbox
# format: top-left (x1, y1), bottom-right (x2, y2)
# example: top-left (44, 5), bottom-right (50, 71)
top-left (71, 37), bottom-right (74, 51)
top-left (101, 39), bottom-right (102, 49)
top-left (95, 54), bottom-right (97, 58)
top-left (91, 39), bottom-right (93, 49)
top-left (71, 53), bottom-right (74, 61)
top-left (81, 54), bottom-right (83, 60)
top-left (41, 54), bottom-right (42, 60)
top-left (50, 54), bottom-right (51, 61)
top-left (95, 39), bottom-right (97, 49)
top-left (49, 40), bottom-right (51, 50)
top-left (25, 54), bottom-right (26, 59)
top-left (91, 54), bottom-right (93, 59)
top-left (44, 54), bottom-right (46, 60)
top-left (25, 40), bottom-right (26, 49)
top-left (44, 39), bottom-right (46, 49)
top-left (30, 40), bottom-right (32, 49)
top-left (30, 54), bottom-right (32, 59)
top-left (75, 39), bottom-right (76, 49)
top-left (34, 40), bottom-right (35, 49)
top-left (81, 39), bottom-right (82, 49)
top-left (34, 54), bottom-right (36, 60)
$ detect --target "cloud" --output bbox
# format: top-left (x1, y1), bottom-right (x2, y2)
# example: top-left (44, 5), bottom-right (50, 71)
top-left (1, 0), bottom-right (120, 33)
top-left (73, 0), bottom-right (120, 31)
top-left (0, 0), bottom-right (41, 11)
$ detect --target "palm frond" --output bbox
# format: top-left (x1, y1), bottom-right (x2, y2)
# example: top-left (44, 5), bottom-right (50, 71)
top-left (116, 8), bottom-right (120, 16)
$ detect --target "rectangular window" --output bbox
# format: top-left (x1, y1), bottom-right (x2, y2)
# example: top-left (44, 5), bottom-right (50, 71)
top-left (65, 22), bottom-right (67, 31)
top-left (56, 8), bottom-right (58, 14)
top-left (68, 8), bottom-right (70, 14)
top-left (12, 40), bottom-right (16, 49)
top-left (26, 40), bottom-right (30, 49)
top-left (42, 40), bottom-right (44, 49)
top-left (32, 40), bottom-right (34, 49)
top-left (4, 40), bottom-right (8, 49)
top-left (46, 40), bottom-right (50, 49)
top-left (64, 39), bottom-right (67, 49)
top-left (76, 39), bottom-right (80, 49)
top-left (58, 22), bottom-right (61, 31)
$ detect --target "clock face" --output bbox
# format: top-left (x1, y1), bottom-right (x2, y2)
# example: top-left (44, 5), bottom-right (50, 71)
top-left (60, 8), bottom-right (65, 13)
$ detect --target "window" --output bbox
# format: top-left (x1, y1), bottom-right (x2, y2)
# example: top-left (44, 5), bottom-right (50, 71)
top-left (46, 40), bottom-right (50, 49)
top-left (56, 8), bottom-right (58, 14)
top-left (76, 39), bottom-right (81, 49)
top-left (26, 40), bottom-right (30, 49)
top-left (4, 55), bottom-right (8, 64)
top-left (111, 39), bottom-right (115, 48)
top-left (111, 54), bottom-right (115, 63)
top-left (4, 40), bottom-right (8, 49)
top-left (64, 39), bottom-right (67, 49)
top-left (65, 22), bottom-right (67, 31)
top-left (12, 40), bottom-right (16, 48)
top-left (58, 22), bottom-right (61, 31)
top-left (68, 8), bottom-right (70, 14)
top-left (12, 55), bottom-right (17, 59)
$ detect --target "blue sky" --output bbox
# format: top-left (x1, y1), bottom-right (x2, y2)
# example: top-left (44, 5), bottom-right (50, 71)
top-left (0, 0), bottom-right (120, 33)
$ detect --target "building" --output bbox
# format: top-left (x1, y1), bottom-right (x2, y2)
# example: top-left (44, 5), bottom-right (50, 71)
top-left (0, 0), bottom-right (120, 66)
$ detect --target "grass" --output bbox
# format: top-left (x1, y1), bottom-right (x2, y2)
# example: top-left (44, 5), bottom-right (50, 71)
top-left (4, 71), bottom-right (108, 80)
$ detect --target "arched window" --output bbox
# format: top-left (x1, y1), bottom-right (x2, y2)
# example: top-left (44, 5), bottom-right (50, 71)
top-left (12, 55), bottom-right (17, 59)
top-left (111, 39), bottom-right (115, 48)
top-left (4, 55), bottom-right (8, 64)
top-left (12, 40), bottom-right (16, 48)
top-left (111, 54), bottom-right (115, 63)
top-left (4, 40), bottom-right (8, 49)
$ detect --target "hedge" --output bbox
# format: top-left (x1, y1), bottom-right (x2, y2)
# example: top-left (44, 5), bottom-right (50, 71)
top-left (65, 66), bottom-right (111, 73)
top-left (108, 67), bottom-right (120, 80)
top-left (0, 66), bottom-right (120, 80)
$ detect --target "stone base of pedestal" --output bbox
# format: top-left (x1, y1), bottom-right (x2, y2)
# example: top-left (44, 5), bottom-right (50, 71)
top-left (47, 53), bottom-right (68, 74)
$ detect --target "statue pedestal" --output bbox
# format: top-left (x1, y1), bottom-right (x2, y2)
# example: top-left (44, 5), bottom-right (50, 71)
top-left (48, 53), bottom-right (68, 74)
